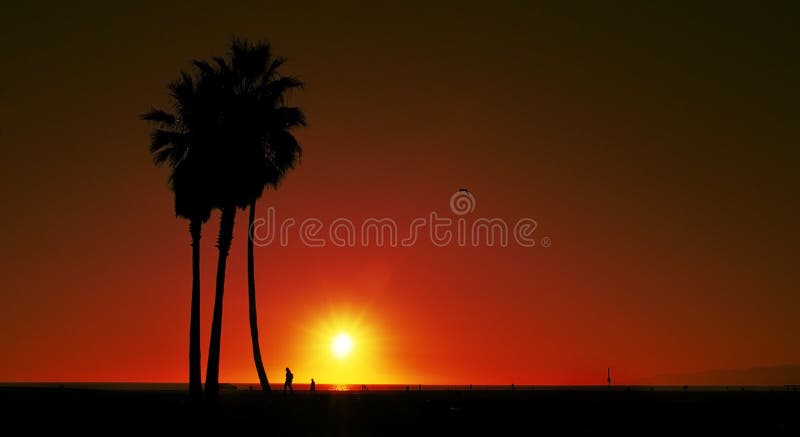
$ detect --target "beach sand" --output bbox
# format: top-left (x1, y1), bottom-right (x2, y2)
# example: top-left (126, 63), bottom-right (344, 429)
top-left (1, 386), bottom-right (797, 435)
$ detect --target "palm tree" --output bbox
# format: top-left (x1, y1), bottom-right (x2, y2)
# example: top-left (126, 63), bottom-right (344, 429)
top-left (142, 71), bottom-right (218, 401)
top-left (198, 39), bottom-right (284, 398)
top-left (239, 44), bottom-right (305, 394)
top-left (201, 38), bottom-right (305, 396)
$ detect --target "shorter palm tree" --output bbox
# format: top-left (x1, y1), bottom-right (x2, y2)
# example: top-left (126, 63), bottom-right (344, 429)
top-left (142, 71), bottom-right (218, 400)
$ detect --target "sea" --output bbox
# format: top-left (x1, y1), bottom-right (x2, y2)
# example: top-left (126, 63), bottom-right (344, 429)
top-left (1, 382), bottom-right (795, 392)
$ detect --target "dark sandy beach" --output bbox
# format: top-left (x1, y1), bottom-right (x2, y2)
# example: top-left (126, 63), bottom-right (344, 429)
top-left (1, 386), bottom-right (797, 435)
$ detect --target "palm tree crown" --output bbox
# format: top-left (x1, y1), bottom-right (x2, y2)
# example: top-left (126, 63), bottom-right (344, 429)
top-left (143, 69), bottom-right (224, 222)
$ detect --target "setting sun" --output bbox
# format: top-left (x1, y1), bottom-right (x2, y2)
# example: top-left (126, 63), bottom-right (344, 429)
top-left (331, 333), bottom-right (354, 359)
top-left (298, 305), bottom-right (398, 384)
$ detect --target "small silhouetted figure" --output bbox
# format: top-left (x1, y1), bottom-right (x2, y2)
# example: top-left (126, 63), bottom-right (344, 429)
top-left (511, 383), bottom-right (515, 391)
top-left (607, 368), bottom-right (612, 391)
top-left (406, 385), bottom-right (410, 392)
top-left (310, 378), bottom-right (315, 392)
top-left (418, 384), bottom-right (422, 391)
top-left (469, 384), bottom-right (473, 391)
top-left (284, 367), bottom-right (294, 393)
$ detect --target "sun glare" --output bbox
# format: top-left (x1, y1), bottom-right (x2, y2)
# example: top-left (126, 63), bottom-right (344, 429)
top-left (300, 306), bottom-right (395, 383)
top-left (332, 333), bottom-right (354, 359)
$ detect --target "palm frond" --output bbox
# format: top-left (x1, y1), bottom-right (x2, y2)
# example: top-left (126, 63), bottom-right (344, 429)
top-left (265, 57), bottom-right (287, 79)
top-left (212, 56), bottom-right (230, 75)
top-left (264, 75), bottom-right (304, 94)
top-left (230, 37), bottom-right (271, 80)
top-left (140, 108), bottom-right (176, 126)
top-left (272, 106), bottom-right (306, 129)
top-left (192, 59), bottom-right (217, 78)
top-left (268, 130), bottom-right (302, 171)
top-left (153, 147), bottom-right (176, 166)
top-left (168, 72), bottom-right (195, 108)
top-left (149, 129), bottom-right (187, 164)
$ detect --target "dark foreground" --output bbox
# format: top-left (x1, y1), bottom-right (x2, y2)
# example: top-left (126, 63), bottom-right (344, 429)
top-left (1, 387), bottom-right (798, 435)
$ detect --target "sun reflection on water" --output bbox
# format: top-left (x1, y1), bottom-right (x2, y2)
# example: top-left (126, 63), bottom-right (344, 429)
top-left (330, 384), bottom-right (350, 391)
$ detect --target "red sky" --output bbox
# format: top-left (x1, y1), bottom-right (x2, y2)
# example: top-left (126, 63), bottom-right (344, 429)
top-left (1, 2), bottom-right (798, 385)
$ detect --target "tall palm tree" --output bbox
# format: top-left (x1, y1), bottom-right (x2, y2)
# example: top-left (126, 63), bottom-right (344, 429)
top-left (199, 39), bottom-right (284, 398)
top-left (142, 71), bottom-right (218, 401)
top-left (200, 38), bottom-right (305, 396)
top-left (239, 44), bottom-right (305, 394)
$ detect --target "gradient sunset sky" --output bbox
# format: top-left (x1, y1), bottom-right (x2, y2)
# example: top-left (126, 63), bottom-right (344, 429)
top-left (1, 2), bottom-right (798, 385)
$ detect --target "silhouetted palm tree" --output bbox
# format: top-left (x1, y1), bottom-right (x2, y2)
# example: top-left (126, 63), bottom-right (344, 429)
top-left (238, 43), bottom-right (305, 395)
top-left (199, 39), bottom-right (305, 396)
top-left (249, 110), bottom-right (305, 394)
top-left (142, 70), bottom-right (219, 401)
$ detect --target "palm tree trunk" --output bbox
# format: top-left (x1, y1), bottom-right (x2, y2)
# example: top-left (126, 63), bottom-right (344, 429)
top-left (204, 206), bottom-right (236, 398)
top-left (189, 217), bottom-right (202, 400)
top-left (248, 201), bottom-right (271, 393)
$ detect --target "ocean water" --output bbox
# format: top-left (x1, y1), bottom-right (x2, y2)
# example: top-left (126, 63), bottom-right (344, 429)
top-left (2, 382), bottom-right (794, 392)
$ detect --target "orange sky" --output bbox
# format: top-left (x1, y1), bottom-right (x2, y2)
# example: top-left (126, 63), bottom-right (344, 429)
top-left (1, 2), bottom-right (798, 385)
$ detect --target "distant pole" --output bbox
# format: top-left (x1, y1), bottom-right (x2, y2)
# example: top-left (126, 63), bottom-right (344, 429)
top-left (607, 368), bottom-right (611, 391)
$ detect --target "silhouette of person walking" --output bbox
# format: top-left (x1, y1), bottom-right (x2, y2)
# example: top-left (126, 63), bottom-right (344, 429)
top-left (310, 378), bottom-right (315, 392)
top-left (284, 367), bottom-right (294, 393)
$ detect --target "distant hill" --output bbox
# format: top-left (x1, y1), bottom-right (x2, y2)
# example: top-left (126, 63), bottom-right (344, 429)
top-left (637, 365), bottom-right (800, 386)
